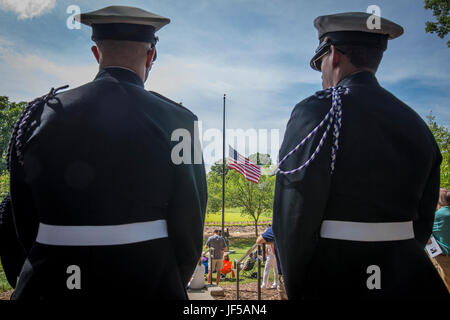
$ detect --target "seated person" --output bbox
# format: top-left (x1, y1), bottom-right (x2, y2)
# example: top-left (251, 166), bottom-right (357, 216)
top-left (201, 252), bottom-right (209, 274)
top-left (187, 258), bottom-right (206, 290)
top-left (241, 251), bottom-right (257, 271)
top-left (220, 253), bottom-right (235, 279)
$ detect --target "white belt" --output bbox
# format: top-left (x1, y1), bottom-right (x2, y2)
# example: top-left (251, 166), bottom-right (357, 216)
top-left (320, 220), bottom-right (414, 242)
top-left (36, 220), bottom-right (168, 246)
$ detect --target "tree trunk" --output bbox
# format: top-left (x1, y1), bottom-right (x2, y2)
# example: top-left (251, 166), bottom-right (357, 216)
top-left (254, 219), bottom-right (259, 237)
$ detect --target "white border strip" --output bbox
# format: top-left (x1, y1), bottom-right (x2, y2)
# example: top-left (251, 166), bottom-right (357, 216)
top-left (320, 220), bottom-right (414, 242)
top-left (36, 220), bottom-right (168, 246)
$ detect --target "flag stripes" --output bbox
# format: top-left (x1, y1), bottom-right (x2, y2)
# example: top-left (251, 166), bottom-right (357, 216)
top-left (227, 146), bottom-right (261, 183)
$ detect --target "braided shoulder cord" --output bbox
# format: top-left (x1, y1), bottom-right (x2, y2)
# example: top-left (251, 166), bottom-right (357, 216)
top-left (273, 86), bottom-right (349, 176)
top-left (5, 85), bottom-right (68, 170)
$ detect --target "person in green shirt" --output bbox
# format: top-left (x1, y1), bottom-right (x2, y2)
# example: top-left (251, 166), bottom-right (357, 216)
top-left (432, 188), bottom-right (450, 293)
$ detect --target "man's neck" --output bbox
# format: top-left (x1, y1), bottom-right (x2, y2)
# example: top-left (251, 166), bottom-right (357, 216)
top-left (99, 64), bottom-right (145, 82)
top-left (333, 67), bottom-right (374, 86)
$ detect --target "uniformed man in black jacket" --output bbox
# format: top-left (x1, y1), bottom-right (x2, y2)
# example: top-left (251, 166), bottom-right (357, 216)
top-left (272, 12), bottom-right (449, 299)
top-left (0, 6), bottom-right (207, 299)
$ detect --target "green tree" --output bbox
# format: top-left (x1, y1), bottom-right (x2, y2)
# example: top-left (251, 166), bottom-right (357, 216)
top-left (248, 152), bottom-right (271, 166)
top-left (209, 159), bottom-right (229, 176)
top-left (206, 172), bottom-right (222, 214)
top-left (427, 111), bottom-right (450, 187)
top-left (0, 170), bottom-right (9, 202)
top-left (0, 96), bottom-right (26, 173)
top-left (226, 154), bottom-right (275, 236)
top-left (424, 0), bottom-right (450, 47)
top-left (206, 160), bottom-right (229, 214)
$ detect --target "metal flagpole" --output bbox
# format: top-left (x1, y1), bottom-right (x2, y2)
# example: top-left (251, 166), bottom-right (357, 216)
top-left (222, 94), bottom-right (226, 237)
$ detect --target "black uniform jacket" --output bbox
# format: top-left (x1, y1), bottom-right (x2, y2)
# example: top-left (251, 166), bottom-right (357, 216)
top-left (273, 71), bottom-right (449, 299)
top-left (1, 67), bottom-right (207, 299)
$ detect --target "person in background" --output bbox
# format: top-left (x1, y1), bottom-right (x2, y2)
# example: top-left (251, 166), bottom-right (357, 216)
top-left (241, 251), bottom-right (257, 271)
top-left (431, 188), bottom-right (450, 292)
top-left (256, 226), bottom-right (287, 299)
top-left (187, 258), bottom-right (206, 290)
top-left (205, 230), bottom-right (227, 285)
top-left (261, 242), bottom-right (279, 289)
top-left (201, 252), bottom-right (209, 274)
top-left (220, 253), bottom-right (235, 279)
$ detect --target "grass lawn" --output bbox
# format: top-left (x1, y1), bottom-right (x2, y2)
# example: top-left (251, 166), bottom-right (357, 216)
top-left (205, 207), bottom-right (272, 225)
top-left (204, 207), bottom-right (275, 285)
top-left (0, 262), bottom-right (12, 293)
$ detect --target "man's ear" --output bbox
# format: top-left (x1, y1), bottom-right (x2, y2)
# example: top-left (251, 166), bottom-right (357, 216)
top-left (330, 45), bottom-right (342, 68)
top-left (146, 47), bottom-right (156, 69)
top-left (91, 46), bottom-right (100, 63)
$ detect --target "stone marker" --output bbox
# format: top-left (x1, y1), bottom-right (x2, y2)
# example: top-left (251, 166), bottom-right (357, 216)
top-left (209, 286), bottom-right (225, 297)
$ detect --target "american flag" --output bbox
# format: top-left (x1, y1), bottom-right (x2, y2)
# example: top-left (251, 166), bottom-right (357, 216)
top-left (227, 146), bottom-right (261, 183)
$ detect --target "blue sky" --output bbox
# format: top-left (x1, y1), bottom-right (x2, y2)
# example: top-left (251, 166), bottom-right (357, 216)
top-left (0, 0), bottom-right (448, 164)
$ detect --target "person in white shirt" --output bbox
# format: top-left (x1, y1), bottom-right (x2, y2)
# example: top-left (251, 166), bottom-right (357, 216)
top-left (261, 243), bottom-right (279, 289)
top-left (187, 258), bottom-right (206, 290)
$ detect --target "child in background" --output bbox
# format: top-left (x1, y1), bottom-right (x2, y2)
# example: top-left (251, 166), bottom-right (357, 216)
top-left (221, 253), bottom-right (235, 279)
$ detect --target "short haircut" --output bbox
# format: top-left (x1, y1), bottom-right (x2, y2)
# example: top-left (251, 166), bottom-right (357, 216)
top-left (336, 44), bottom-right (384, 71)
top-left (95, 40), bottom-right (152, 60)
top-left (214, 229), bottom-right (220, 234)
top-left (439, 188), bottom-right (450, 207)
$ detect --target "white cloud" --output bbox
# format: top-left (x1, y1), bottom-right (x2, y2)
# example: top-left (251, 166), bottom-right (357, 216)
top-left (151, 53), bottom-right (319, 94)
top-left (0, 46), bottom-right (290, 165)
top-left (148, 52), bottom-right (319, 125)
top-left (146, 52), bottom-right (311, 164)
top-left (0, 0), bottom-right (55, 19)
top-left (0, 42), bottom-right (97, 101)
top-left (377, 48), bottom-right (450, 84)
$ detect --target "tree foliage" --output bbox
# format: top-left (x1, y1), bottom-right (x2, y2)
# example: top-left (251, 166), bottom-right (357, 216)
top-left (0, 96), bottom-right (26, 172)
top-left (0, 96), bottom-right (26, 202)
top-left (206, 154), bottom-right (275, 236)
top-left (226, 171), bottom-right (275, 236)
top-left (0, 170), bottom-right (9, 202)
top-left (248, 152), bottom-right (272, 166)
top-left (206, 160), bottom-right (229, 214)
top-left (427, 111), bottom-right (450, 188)
top-left (424, 0), bottom-right (450, 47)
top-left (209, 159), bottom-right (230, 177)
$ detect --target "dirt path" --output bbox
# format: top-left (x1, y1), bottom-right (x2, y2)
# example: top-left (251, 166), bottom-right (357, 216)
top-left (213, 283), bottom-right (281, 300)
top-left (0, 289), bottom-right (12, 300)
top-left (1, 285), bottom-right (280, 300)
top-left (204, 225), bottom-right (269, 239)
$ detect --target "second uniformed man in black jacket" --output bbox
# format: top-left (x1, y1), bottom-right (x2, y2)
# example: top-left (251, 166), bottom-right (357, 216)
top-left (0, 6), bottom-right (207, 299)
top-left (272, 12), bottom-right (449, 299)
